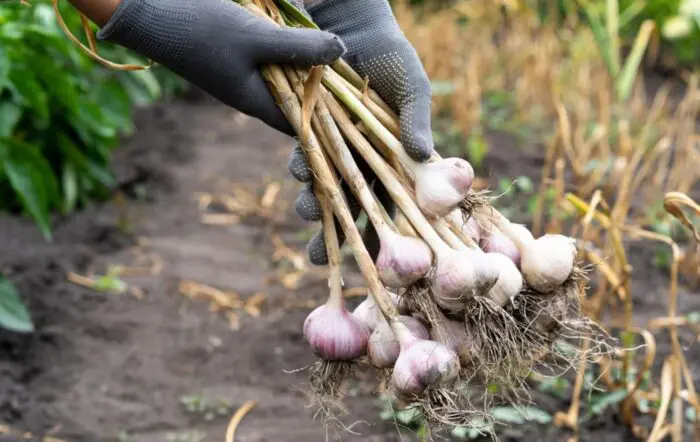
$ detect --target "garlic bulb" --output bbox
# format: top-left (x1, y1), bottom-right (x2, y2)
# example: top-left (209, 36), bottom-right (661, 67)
top-left (352, 291), bottom-right (405, 332)
top-left (517, 234), bottom-right (577, 293)
top-left (448, 210), bottom-right (482, 243)
top-left (485, 215), bottom-right (576, 293)
top-left (415, 158), bottom-right (474, 218)
top-left (376, 229), bottom-right (433, 288)
top-left (484, 253), bottom-right (523, 306)
top-left (429, 311), bottom-right (477, 366)
top-left (481, 228), bottom-right (521, 268)
top-left (368, 316), bottom-right (429, 369)
top-left (391, 321), bottom-right (460, 397)
top-left (432, 248), bottom-right (499, 312)
top-left (304, 303), bottom-right (369, 361)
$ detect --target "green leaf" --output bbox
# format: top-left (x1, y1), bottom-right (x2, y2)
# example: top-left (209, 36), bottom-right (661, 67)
top-left (589, 389), bottom-right (629, 415)
top-left (394, 406), bottom-right (422, 425)
top-left (62, 162), bottom-right (78, 213)
top-left (0, 46), bottom-right (9, 86)
top-left (617, 20), bottom-right (655, 102)
top-left (8, 68), bottom-right (49, 124)
top-left (451, 417), bottom-right (494, 440)
top-left (118, 64), bottom-right (161, 105)
top-left (538, 376), bottom-right (571, 400)
top-left (467, 131), bottom-right (488, 168)
top-left (492, 406), bottom-right (552, 425)
top-left (0, 276), bottom-right (34, 333)
top-left (1, 139), bottom-right (59, 240)
top-left (93, 274), bottom-right (127, 294)
top-left (687, 406), bottom-right (696, 422)
top-left (516, 176), bottom-right (534, 193)
top-left (0, 102), bottom-right (22, 137)
top-left (92, 79), bottom-right (134, 133)
top-left (57, 133), bottom-right (116, 188)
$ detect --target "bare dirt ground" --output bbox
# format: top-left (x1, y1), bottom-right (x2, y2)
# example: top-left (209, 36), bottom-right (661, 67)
top-left (0, 91), bottom-right (698, 442)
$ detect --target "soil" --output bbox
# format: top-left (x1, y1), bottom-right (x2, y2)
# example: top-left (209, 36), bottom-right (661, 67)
top-left (0, 88), bottom-right (698, 442)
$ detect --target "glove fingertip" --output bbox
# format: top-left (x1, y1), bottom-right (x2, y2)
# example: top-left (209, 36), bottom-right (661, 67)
top-left (288, 146), bottom-right (313, 183)
top-left (295, 185), bottom-right (323, 221)
top-left (307, 230), bottom-right (329, 266)
top-left (402, 131), bottom-right (434, 163)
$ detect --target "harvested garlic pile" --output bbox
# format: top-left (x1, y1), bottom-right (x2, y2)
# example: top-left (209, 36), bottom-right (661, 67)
top-left (234, 0), bottom-right (607, 431)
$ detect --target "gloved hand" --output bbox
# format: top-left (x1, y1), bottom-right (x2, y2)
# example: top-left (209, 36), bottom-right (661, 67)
top-left (307, 0), bottom-right (434, 162)
top-left (96, 0), bottom-right (346, 136)
top-left (289, 0), bottom-right (433, 264)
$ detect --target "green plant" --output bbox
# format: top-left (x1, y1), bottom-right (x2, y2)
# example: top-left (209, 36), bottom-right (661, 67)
top-left (0, 276), bottom-right (33, 332)
top-left (0, 0), bottom-right (185, 240)
top-left (578, 0), bottom-right (655, 102)
top-left (180, 392), bottom-right (232, 421)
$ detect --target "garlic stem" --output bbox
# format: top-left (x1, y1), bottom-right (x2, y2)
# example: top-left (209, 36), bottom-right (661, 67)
top-left (476, 208), bottom-right (531, 251)
top-left (317, 182), bottom-right (344, 309)
top-left (251, 61), bottom-right (399, 325)
top-left (322, 68), bottom-right (419, 175)
top-left (433, 219), bottom-right (469, 251)
top-left (324, 67), bottom-right (400, 138)
top-left (330, 60), bottom-right (398, 123)
top-left (285, 69), bottom-right (392, 238)
top-left (321, 89), bottom-right (452, 256)
top-left (286, 69), bottom-right (431, 288)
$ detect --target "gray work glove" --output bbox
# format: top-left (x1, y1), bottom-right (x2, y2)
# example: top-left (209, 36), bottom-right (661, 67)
top-left (97, 0), bottom-right (346, 135)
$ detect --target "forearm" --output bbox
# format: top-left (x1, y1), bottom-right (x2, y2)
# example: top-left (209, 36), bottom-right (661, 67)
top-left (68, 0), bottom-right (122, 27)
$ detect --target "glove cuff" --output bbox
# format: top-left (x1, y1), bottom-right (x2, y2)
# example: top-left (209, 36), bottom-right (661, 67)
top-left (97, 0), bottom-right (196, 68)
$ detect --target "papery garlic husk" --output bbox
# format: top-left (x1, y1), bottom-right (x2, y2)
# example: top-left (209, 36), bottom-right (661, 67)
top-left (368, 316), bottom-right (429, 369)
top-left (376, 230), bottom-right (433, 288)
top-left (432, 248), bottom-right (499, 312)
top-left (415, 158), bottom-right (474, 218)
top-left (304, 304), bottom-right (369, 361)
top-left (448, 209), bottom-right (482, 243)
top-left (392, 337), bottom-right (460, 397)
top-left (481, 228), bottom-right (521, 268)
top-left (484, 253), bottom-right (523, 307)
top-left (352, 291), bottom-right (405, 332)
top-left (520, 234), bottom-right (577, 293)
top-left (430, 315), bottom-right (479, 367)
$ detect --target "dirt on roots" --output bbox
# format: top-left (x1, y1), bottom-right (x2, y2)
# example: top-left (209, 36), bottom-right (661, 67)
top-left (0, 90), bottom-right (698, 442)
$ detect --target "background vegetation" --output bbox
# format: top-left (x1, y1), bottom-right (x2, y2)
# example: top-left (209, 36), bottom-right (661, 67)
top-left (0, 0), bottom-right (185, 331)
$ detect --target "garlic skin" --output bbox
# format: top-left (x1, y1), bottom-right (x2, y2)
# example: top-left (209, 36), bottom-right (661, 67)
top-left (481, 228), bottom-right (521, 268)
top-left (520, 234), bottom-right (576, 293)
top-left (392, 339), bottom-right (460, 397)
top-left (432, 248), bottom-right (498, 311)
top-left (376, 230), bottom-right (433, 288)
top-left (303, 304), bottom-right (369, 361)
top-left (368, 316), bottom-right (429, 369)
top-left (431, 249), bottom-right (477, 312)
top-left (431, 317), bottom-right (478, 366)
top-left (448, 210), bottom-right (482, 243)
top-left (415, 158), bottom-right (474, 218)
top-left (352, 292), bottom-right (405, 332)
top-left (484, 253), bottom-right (523, 306)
